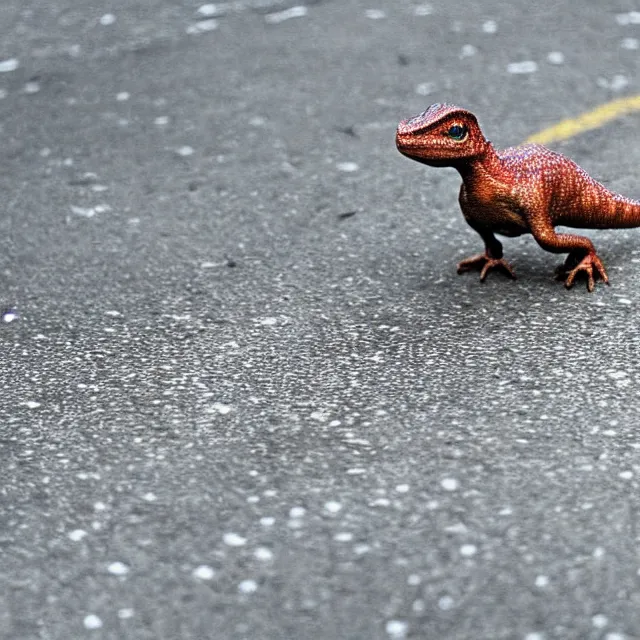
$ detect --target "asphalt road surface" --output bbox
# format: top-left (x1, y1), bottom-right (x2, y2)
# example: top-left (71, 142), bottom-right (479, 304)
top-left (4, 1), bottom-right (640, 639)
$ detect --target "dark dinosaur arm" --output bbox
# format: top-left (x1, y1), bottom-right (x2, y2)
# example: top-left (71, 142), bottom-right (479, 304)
top-left (456, 222), bottom-right (516, 281)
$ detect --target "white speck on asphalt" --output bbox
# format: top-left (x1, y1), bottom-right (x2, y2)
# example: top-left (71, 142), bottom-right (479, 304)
top-left (176, 146), bottom-right (194, 156)
top-left (414, 4), bottom-right (433, 16)
top-left (334, 532), bottom-right (353, 542)
top-left (460, 544), bottom-right (477, 557)
top-left (223, 532), bottom-right (247, 547)
top-left (619, 470), bottom-right (633, 480)
top-left (192, 565), bottom-right (215, 580)
top-left (238, 579), bottom-right (258, 594)
top-left (385, 619), bottom-right (408, 639)
top-left (0, 58), bottom-right (19, 72)
top-left (289, 506), bottom-right (306, 518)
top-left (211, 402), bottom-right (231, 415)
top-left (260, 516), bottom-right (275, 527)
top-left (365, 10), bottom-right (386, 20)
top-left (324, 501), bottom-right (342, 513)
top-left (254, 547), bottom-right (273, 561)
top-left (70, 205), bottom-right (96, 218)
top-left (621, 37), bottom-right (639, 49)
top-left (99, 14), bottom-right (116, 26)
top-left (83, 614), bottom-right (103, 630)
top-left (117, 608), bottom-right (135, 619)
top-left (24, 401), bottom-right (41, 409)
top-left (482, 20), bottom-right (497, 33)
top-left (196, 19), bottom-right (218, 31)
top-left (116, 92), bottom-right (130, 101)
top-left (547, 51), bottom-right (565, 64)
top-left (107, 562), bottom-right (129, 576)
top-left (611, 75), bottom-right (630, 91)
top-left (460, 44), bottom-right (477, 57)
top-left (187, 19), bottom-right (218, 34)
top-left (438, 595), bottom-right (454, 610)
top-left (24, 82), bottom-right (40, 94)
top-left (440, 477), bottom-right (459, 491)
top-left (395, 484), bottom-right (410, 493)
top-left (249, 116), bottom-right (266, 126)
top-left (198, 4), bottom-right (220, 16)
top-left (337, 162), bottom-right (359, 172)
top-left (415, 82), bottom-right (435, 96)
top-left (507, 60), bottom-right (538, 74)
top-left (68, 529), bottom-right (87, 542)
top-left (592, 615), bottom-right (608, 628)
top-left (535, 575), bottom-right (549, 587)
top-left (265, 6), bottom-right (308, 24)
top-left (616, 11), bottom-right (640, 25)
top-left (597, 75), bottom-right (629, 91)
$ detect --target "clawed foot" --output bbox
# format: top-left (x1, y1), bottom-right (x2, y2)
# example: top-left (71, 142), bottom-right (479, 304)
top-left (457, 253), bottom-right (516, 282)
top-left (554, 252), bottom-right (609, 292)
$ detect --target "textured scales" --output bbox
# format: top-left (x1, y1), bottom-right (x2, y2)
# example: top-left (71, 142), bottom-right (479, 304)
top-left (396, 103), bottom-right (640, 291)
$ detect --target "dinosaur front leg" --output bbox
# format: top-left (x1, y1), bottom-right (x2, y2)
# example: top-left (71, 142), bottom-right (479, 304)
top-left (529, 219), bottom-right (608, 292)
top-left (457, 228), bottom-right (516, 282)
top-left (555, 251), bottom-right (609, 291)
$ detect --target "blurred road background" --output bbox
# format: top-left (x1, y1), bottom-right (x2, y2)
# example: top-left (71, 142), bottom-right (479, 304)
top-left (3, 1), bottom-right (640, 638)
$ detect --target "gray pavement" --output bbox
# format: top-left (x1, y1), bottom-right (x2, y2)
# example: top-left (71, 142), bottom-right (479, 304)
top-left (3, 1), bottom-right (640, 638)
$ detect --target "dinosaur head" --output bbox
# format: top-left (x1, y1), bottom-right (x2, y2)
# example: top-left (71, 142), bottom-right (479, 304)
top-left (396, 103), bottom-right (490, 167)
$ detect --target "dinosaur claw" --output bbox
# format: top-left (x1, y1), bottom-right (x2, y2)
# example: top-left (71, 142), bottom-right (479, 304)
top-left (559, 252), bottom-right (608, 292)
top-left (457, 253), bottom-right (486, 274)
top-left (457, 253), bottom-right (516, 281)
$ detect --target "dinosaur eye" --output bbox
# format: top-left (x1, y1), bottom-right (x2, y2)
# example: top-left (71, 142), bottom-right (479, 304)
top-left (446, 124), bottom-right (468, 141)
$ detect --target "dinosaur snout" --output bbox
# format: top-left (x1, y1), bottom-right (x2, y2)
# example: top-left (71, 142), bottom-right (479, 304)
top-left (396, 118), bottom-right (413, 136)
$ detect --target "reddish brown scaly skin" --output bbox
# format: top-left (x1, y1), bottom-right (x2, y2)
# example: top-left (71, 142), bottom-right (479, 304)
top-left (396, 103), bottom-right (640, 291)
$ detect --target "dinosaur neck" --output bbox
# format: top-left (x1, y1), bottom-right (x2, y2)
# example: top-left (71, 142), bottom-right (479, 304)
top-left (454, 141), bottom-right (501, 182)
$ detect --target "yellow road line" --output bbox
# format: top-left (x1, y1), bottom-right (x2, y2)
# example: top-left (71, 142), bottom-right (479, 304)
top-left (525, 95), bottom-right (640, 145)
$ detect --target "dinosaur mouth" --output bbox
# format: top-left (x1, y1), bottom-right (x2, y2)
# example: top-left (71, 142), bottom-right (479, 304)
top-left (395, 131), bottom-right (427, 158)
top-left (395, 134), bottom-right (453, 167)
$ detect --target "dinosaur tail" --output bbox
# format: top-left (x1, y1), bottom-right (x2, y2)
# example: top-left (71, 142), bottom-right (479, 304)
top-left (570, 189), bottom-right (640, 229)
top-left (603, 196), bottom-right (640, 229)
top-left (556, 171), bottom-right (640, 229)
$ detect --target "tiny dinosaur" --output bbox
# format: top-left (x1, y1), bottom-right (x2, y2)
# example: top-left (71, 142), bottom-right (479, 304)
top-left (396, 103), bottom-right (640, 291)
